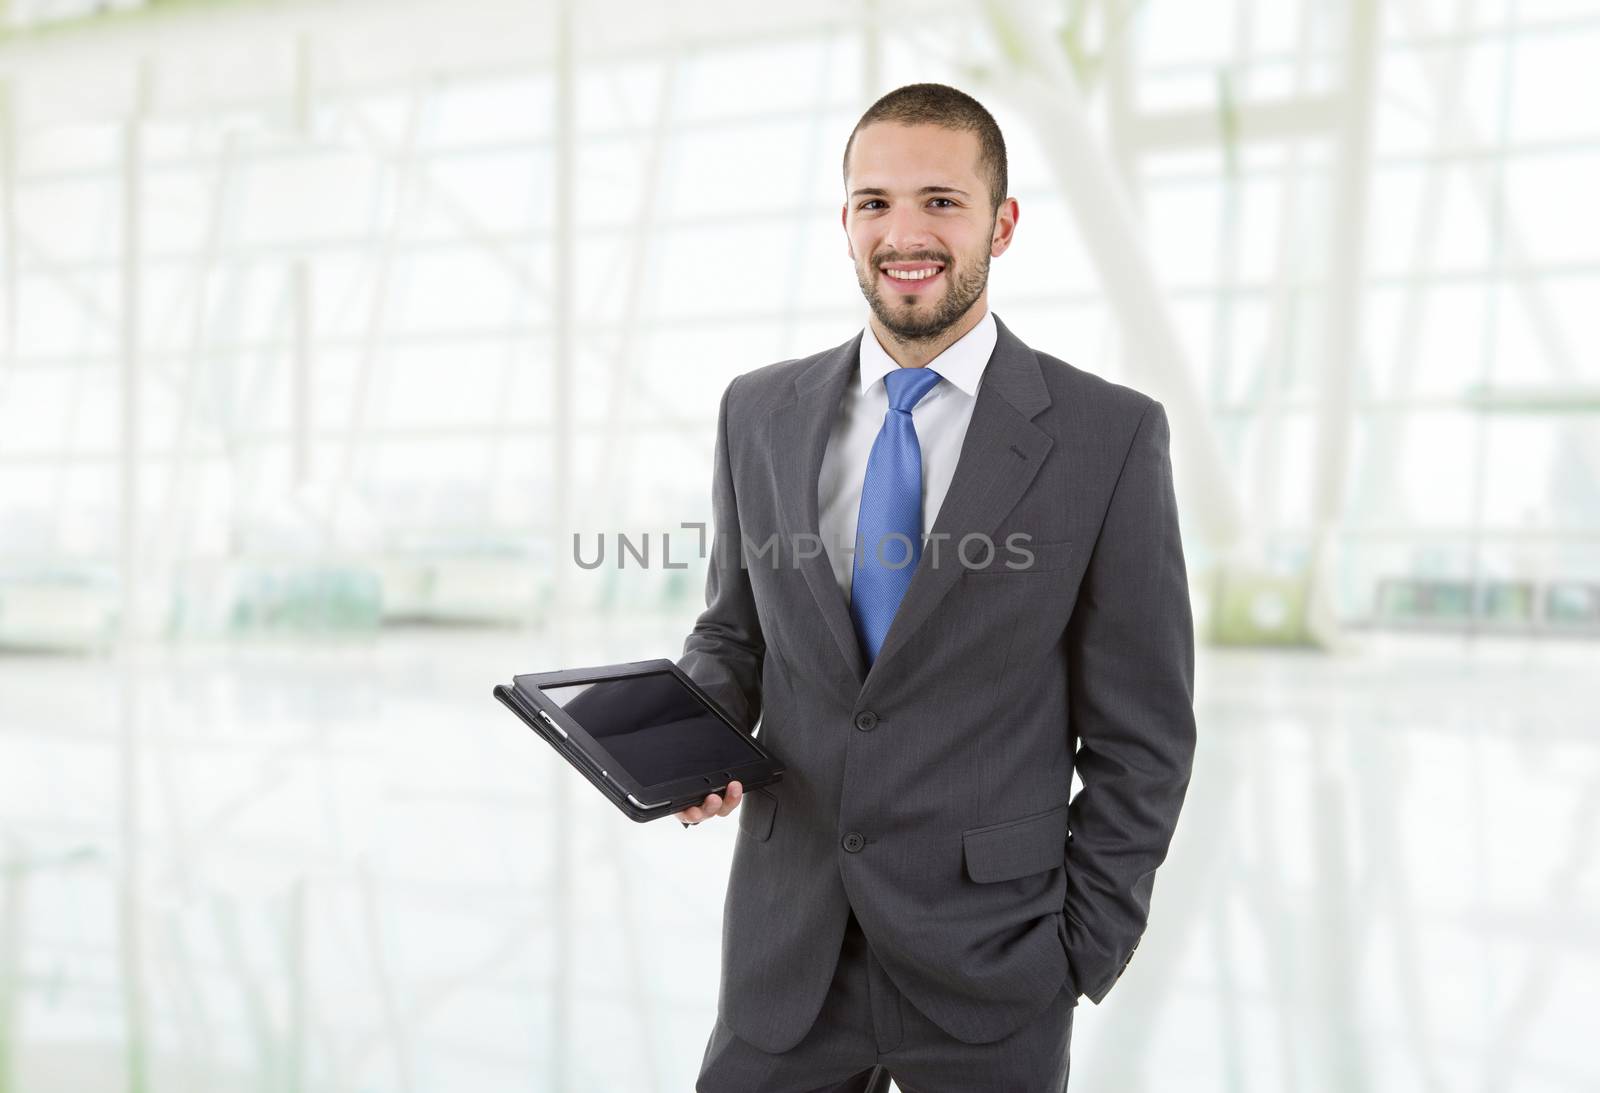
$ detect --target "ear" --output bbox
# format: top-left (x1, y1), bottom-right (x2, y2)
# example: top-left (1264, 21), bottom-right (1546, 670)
top-left (990, 197), bottom-right (1020, 257)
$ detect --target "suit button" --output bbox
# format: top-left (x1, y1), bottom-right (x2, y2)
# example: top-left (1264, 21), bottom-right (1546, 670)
top-left (842, 831), bottom-right (865, 853)
top-left (854, 710), bottom-right (878, 731)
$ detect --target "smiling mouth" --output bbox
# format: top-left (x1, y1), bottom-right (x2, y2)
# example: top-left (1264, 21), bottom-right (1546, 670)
top-left (879, 263), bottom-right (945, 291)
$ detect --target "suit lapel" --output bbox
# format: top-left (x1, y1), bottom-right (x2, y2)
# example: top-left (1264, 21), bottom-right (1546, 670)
top-left (768, 330), bottom-right (868, 687)
top-left (766, 311), bottom-right (1055, 694)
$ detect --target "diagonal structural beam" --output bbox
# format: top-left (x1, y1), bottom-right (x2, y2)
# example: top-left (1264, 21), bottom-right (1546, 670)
top-left (968, 0), bottom-right (1246, 551)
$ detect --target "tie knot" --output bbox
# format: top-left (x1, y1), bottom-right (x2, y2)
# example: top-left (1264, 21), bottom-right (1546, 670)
top-left (883, 366), bottom-right (943, 413)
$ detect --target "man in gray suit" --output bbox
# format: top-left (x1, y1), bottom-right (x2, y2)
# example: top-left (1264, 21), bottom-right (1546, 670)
top-left (675, 83), bottom-right (1196, 1092)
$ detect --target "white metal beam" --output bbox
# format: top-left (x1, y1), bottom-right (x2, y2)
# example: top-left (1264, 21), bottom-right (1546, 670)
top-left (1304, 0), bottom-right (1380, 653)
top-left (1130, 93), bottom-right (1342, 152)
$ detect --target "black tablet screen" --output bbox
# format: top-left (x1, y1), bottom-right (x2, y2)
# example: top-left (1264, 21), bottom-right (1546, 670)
top-left (538, 671), bottom-right (761, 788)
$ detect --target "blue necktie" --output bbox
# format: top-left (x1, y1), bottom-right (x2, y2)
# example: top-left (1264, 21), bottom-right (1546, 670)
top-left (849, 365), bottom-right (944, 666)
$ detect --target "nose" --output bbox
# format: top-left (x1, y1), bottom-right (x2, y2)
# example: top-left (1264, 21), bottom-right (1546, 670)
top-left (879, 207), bottom-right (938, 257)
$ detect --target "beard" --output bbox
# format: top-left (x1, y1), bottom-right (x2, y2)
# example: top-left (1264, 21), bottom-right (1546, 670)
top-left (855, 246), bottom-right (989, 343)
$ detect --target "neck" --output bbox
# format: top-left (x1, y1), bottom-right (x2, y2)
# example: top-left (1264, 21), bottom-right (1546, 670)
top-left (869, 298), bottom-right (988, 368)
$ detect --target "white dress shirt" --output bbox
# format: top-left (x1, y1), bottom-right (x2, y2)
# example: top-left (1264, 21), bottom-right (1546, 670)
top-left (817, 307), bottom-right (998, 604)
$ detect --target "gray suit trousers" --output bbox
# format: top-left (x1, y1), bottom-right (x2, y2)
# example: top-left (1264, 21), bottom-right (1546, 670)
top-left (697, 906), bottom-right (1074, 1093)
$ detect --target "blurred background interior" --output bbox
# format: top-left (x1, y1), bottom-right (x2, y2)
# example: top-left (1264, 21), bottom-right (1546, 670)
top-left (0, 0), bottom-right (1597, 1089)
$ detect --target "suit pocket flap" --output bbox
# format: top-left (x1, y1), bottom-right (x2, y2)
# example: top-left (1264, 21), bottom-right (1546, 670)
top-left (962, 801), bottom-right (1069, 883)
top-left (738, 786), bottom-right (777, 842)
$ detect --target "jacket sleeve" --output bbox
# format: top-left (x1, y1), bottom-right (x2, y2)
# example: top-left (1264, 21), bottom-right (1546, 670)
top-left (1060, 398), bottom-right (1197, 1003)
top-left (677, 374), bottom-right (766, 740)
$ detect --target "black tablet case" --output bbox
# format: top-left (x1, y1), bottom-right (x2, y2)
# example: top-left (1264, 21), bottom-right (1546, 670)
top-left (493, 658), bottom-right (784, 823)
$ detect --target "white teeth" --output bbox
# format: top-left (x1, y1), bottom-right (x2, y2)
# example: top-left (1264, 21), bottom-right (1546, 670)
top-left (884, 267), bottom-right (941, 281)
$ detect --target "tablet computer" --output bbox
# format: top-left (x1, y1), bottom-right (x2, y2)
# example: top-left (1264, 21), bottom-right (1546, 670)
top-left (492, 658), bottom-right (785, 823)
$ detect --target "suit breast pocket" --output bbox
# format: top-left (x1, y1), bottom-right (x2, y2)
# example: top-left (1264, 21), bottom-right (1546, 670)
top-left (962, 538), bottom-right (1074, 576)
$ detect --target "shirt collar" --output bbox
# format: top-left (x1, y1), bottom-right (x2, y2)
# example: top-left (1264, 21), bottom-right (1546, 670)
top-left (858, 306), bottom-right (996, 400)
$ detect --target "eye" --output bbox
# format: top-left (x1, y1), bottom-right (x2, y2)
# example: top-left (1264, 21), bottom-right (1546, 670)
top-left (856, 197), bottom-right (958, 211)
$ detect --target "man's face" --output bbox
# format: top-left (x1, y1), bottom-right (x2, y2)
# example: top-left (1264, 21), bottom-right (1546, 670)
top-left (842, 122), bottom-right (1011, 342)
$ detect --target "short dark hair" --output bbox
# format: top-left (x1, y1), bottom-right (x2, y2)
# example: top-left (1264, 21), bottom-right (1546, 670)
top-left (842, 82), bottom-right (1008, 218)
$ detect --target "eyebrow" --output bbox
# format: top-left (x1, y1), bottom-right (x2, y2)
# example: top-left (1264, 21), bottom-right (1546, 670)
top-left (851, 186), bottom-right (972, 198)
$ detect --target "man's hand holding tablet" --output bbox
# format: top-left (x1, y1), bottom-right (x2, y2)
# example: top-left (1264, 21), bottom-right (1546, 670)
top-left (676, 779), bottom-right (743, 827)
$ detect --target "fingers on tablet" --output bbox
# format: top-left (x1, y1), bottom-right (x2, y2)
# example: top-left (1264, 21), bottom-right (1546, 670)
top-left (680, 782), bottom-right (745, 822)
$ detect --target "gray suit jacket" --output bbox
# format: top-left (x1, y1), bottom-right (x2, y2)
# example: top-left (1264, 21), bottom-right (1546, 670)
top-left (677, 311), bottom-right (1196, 1054)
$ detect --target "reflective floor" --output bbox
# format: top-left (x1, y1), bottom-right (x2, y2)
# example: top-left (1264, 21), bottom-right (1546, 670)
top-left (1, 622), bottom-right (1595, 1091)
